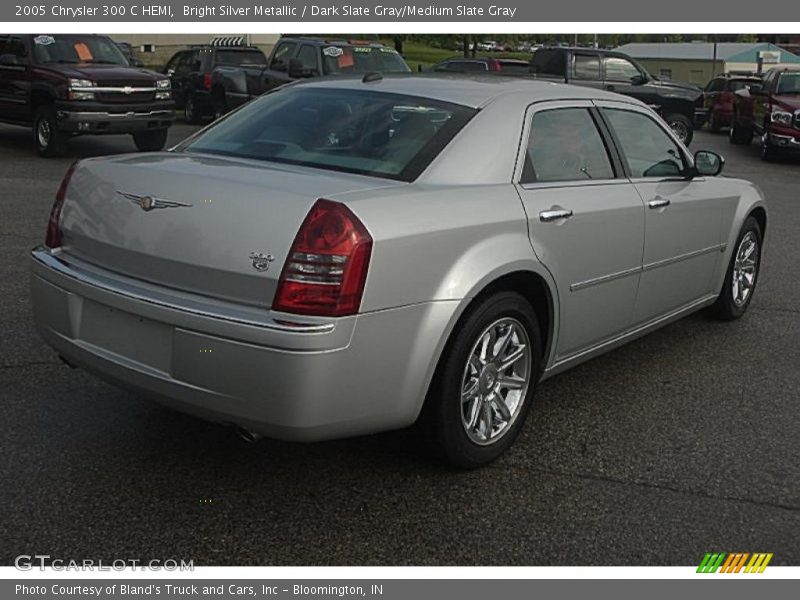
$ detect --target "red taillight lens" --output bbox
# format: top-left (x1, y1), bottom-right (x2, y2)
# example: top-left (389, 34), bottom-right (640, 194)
top-left (273, 199), bottom-right (373, 317)
top-left (45, 161), bottom-right (78, 249)
top-left (203, 73), bottom-right (212, 90)
top-left (488, 59), bottom-right (502, 72)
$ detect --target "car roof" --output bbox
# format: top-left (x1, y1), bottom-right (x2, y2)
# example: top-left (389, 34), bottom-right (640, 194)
top-left (293, 73), bottom-right (640, 109)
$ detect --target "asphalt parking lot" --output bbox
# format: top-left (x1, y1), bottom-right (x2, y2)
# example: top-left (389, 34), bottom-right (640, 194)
top-left (1, 122), bottom-right (798, 566)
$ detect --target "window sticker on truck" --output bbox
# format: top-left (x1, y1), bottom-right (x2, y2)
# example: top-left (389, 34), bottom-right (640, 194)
top-left (33, 35), bottom-right (55, 45)
top-left (323, 46), bottom-right (344, 57)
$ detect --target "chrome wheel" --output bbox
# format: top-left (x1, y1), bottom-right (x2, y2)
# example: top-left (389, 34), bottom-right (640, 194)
top-left (732, 231), bottom-right (758, 307)
top-left (460, 317), bottom-right (532, 446)
top-left (37, 118), bottom-right (51, 148)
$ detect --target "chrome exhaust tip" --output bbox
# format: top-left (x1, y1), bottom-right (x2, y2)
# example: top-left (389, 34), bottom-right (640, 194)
top-left (58, 354), bottom-right (77, 369)
top-left (235, 426), bottom-right (263, 443)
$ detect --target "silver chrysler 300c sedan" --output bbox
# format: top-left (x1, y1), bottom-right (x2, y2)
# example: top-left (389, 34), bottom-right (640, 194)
top-left (30, 76), bottom-right (766, 467)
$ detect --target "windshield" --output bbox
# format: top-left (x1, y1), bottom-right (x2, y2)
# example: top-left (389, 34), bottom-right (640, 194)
top-left (181, 87), bottom-right (476, 182)
top-left (776, 73), bottom-right (800, 94)
top-left (32, 35), bottom-right (128, 65)
top-left (322, 46), bottom-right (411, 75)
top-left (215, 49), bottom-right (266, 67)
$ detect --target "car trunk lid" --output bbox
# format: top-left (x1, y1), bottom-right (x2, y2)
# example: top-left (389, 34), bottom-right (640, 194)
top-left (59, 152), bottom-right (400, 308)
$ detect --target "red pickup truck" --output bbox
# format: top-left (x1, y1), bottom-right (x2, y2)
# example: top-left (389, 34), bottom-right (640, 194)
top-left (729, 65), bottom-right (800, 160)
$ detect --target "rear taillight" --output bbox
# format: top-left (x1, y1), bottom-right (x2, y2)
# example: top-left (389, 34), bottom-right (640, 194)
top-left (488, 59), bottom-right (502, 72)
top-left (273, 199), bottom-right (373, 317)
top-left (202, 73), bottom-right (212, 90)
top-left (45, 161), bottom-right (78, 249)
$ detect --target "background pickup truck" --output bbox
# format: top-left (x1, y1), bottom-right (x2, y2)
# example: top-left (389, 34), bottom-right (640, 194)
top-left (729, 65), bottom-right (800, 161)
top-left (530, 46), bottom-right (704, 145)
top-left (211, 37), bottom-right (411, 115)
top-left (0, 33), bottom-right (174, 157)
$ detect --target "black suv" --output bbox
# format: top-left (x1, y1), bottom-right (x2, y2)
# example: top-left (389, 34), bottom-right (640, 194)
top-left (529, 47), bottom-right (704, 145)
top-left (163, 38), bottom-right (267, 123)
top-left (431, 57), bottom-right (531, 75)
top-left (0, 34), bottom-right (174, 156)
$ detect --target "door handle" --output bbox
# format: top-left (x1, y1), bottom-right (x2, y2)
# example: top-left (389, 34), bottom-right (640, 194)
top-left (539, 208), bottom-right (574, 222)
top-left (648, 198), bottom-right (671, 209)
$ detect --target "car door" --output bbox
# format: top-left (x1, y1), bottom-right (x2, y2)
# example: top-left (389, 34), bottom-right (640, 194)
top-left (597, 101), bottom-right (725, 324)
top-left (514, 101), bottom-right (646, 360)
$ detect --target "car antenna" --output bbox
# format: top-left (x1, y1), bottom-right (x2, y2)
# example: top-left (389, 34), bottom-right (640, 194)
top-left (362, 72), bottom-right (382, 83)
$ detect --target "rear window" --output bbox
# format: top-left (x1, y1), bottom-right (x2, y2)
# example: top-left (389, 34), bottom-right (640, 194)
top-left (322, 46), bottom-right (411, 74)
top-left (728, 79), bottom-right (760, 91)
top-left (182, 87), bottom-right (476, 182)
top-left (215, 49), bottom-right (266, 66)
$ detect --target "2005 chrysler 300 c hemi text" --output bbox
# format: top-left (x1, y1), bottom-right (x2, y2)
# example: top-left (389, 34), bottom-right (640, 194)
top-left (30, 75), bottom-right (767, 467)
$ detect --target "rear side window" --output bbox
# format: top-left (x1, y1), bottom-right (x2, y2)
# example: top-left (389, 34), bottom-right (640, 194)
top-left (573, 54), bottom-right (600, 80)
top-left (602, 108), bottom-right (686, 178)
top-left (215, 49), bottom-right (266, 67)
top-left (531, 49), bottom-right (566, 76)
top-left (182, 87), bottom-right (476, 182)
top-left (522, 108), bottom-right (615, 184)
top-left (438, 60), bottom-right (487, 72)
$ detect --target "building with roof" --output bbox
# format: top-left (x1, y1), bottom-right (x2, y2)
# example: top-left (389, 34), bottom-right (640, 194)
top-left (614, 42), bottom-right (800, 86)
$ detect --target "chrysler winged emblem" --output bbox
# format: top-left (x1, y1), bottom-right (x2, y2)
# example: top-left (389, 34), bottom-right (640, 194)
top-left (117, 191), bottom-right (193, 212)
top-left (249, 252), bottom-right (274, 272)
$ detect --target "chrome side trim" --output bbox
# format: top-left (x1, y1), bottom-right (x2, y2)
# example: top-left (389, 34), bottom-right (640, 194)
top-left (570, 265), bottom-right (642, 292)
top-left (31, 248), bottom-right (335, 334)
top-left (643, 244), bottom-right (724, 273)
top-left (570, 243), bottom-right (725, 292)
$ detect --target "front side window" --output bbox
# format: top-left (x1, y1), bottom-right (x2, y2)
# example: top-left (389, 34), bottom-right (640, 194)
top-left (573, 54), bottom-right (600, 80)
top-left (182, 87), bottom-right (476, 182)
top-left (776, 72), bottom-right (800, 94)
top-left (602, 108), bottom-right (686, 178)
top-left (31, 35), bottom-right (127, 65)
top-left (522, 107), bottom-right (615, 184)
top-left (270, 42), bottom-right (296, 70)
top-left (604, 56), bottom-right (641, 82)
top-left (705, 78), bottom-right (724, 92)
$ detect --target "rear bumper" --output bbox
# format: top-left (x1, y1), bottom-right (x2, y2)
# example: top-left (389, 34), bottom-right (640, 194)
top-left (54, 102), bottom-right (175, 134)
top-left (30, 247), bottom-right (456, 441)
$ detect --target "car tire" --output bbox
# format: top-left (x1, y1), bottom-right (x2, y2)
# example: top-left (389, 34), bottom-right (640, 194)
top-left (759, 132), bottom-right (780, 162)
top-left (184, 93), bottom-right (203, 124)
top-left (33, 105), bottom-right (68, 157)
top-left (132, 129), bottom-right (169, 152)
top-left (665, 113), bottom-right (693, 146)
top-left (425, 291), bottom-right (542, 468)
top-left (729, 116), bottom-right (753, 145)
top-left (710, 216), bottom-right (762, 321)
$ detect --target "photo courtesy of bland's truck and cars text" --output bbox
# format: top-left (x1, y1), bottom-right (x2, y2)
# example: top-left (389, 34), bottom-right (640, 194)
top-left (0, 0), bottom-right (799, 596)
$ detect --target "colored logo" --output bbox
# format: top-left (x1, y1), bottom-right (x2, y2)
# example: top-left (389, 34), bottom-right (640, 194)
top-left (697, 552), bottom-right (773, 573)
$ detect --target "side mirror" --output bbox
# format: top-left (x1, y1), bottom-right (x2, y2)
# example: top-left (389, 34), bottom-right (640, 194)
top-left (165, 68), bottom-right (175, 77)
top-left (693, 150), bottom-right (724, 177)
top-left (0, 54), bottom-right (19, 66)
top-left (630, 74), bottom-right (647, 85)
top-left (287, 58), bottom-right (305, 79)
